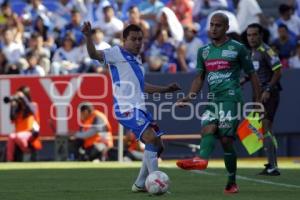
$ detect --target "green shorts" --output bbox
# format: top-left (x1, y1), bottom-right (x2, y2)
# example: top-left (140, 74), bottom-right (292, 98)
top-left (201, 101), bottom-right (242, 138)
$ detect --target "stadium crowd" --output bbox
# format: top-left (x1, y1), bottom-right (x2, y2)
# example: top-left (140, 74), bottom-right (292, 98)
top-left (0, 0), bottom-right (299, 76)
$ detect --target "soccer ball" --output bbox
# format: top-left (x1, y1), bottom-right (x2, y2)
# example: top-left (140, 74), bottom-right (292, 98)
top-left (145, 171), bottom-right (170, 195)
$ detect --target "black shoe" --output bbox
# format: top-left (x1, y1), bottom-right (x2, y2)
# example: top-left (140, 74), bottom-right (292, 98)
top-left (258, 164), bottom-right (281, 176)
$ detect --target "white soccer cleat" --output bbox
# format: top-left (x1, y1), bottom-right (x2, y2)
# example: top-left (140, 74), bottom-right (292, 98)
top-left (131, 184), bottom-right (146, 193)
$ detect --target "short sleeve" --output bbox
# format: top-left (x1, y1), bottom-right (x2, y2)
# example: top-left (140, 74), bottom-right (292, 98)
top-left (266, 48), bottom-right (282, 71)
top-left (103, 46), bottom-right (121, 65)
top-left (196, 48), bottom-right (205, 74)
top-left (239, 45), bottom-right (255, 75)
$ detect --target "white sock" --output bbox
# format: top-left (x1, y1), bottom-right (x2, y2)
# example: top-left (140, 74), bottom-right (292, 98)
top-left (144, 150), bottom-right (158, 173)
top-left (134, 155), bottom-right (149, 187)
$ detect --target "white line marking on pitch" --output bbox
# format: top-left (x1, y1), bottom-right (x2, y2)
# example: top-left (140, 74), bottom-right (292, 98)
top-left (236, 175), bottom-right (300, 189)
top-left (191, 170), bottom-right (300, 189)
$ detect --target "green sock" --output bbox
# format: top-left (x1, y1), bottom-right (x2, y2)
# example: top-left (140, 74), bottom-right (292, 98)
top-left (198, 133), bottom-right (216, 160)
top-left (223, 145), bottom-right (237, 185)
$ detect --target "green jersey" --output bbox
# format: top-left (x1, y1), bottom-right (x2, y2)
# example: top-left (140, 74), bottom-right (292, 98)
top-left (197, 39), bottom-right (254, 102)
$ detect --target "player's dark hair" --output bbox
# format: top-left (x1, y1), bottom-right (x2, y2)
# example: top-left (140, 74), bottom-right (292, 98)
top-left (123, 24), bottom-right (143, 39)
top-left (247, 23), bottom-right (264, 34)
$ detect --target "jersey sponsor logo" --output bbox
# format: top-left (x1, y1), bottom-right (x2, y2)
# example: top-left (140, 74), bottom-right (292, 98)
top-left (207, 72), bottom-right (232, 83)
top-left (202, 49), bottom-right (209, 59)
top-left (221, 50), bottom-right (238, 58)
top-left (218, 121), bottom-right (232, 128)
top-left (205, 59), bottom-right (231, 71)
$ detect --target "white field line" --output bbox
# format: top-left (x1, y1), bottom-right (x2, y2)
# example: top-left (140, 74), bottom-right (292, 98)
top-left (236, 175), bottom-right (300, 189)
top-left (190, 170), bottom-right (300, 189)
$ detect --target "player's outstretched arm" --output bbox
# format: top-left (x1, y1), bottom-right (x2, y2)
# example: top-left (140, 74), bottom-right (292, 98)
top-left (82, 21), bottom-right (104, 62)
top-left (144, 82), bottom-right (181, 94)
top-left (176, 72), bottom-right (205, 107)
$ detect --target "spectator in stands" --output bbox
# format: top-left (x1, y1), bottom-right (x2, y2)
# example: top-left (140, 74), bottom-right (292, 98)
top-left (22, 0), bottom-right (52, 31)
top-left (125, 6), bottom-right (150, 41)
top-left (182, 23), bottom-right (203, 72)
top-left (1, 28), bottom-right (25, 65)
top-left (272, 24), bottom-right (297, 68)
top-left (289, 41), bottom-right (300, 68)
top-left (236, 0), bottom-right (265, 33)
top-left (121, 0), bottom-right (143, 21)
top-left (0, 50), bottom-right (8, 74)
top-left (0, 1), bottom-right (24, 44)
top-left (51, 0), bottom-right (88, 30)
top-left (32, 15), bottom-right (55, 49)
top-left (73, 102), bottom-right (113, 161)
top-left (138, 0), bottom-right (164, 28)
top-left (60, 8), bottom-right (84, 46)
top-left (154, 7), bottom-right (188, 72)
top-left (51, 32), bottom-right (82, 74)
top-left (85, 0), bottom-right (118, 25)
top-left (275, 4), bottom-right (300, 40)
top-left (85, 0), bottom-right (105, 25)
top-left (5, 86), bottom-right (42, 161)
top-left (92, 28), bottom-right (111, 51)
top-left (26, 32), bottom-right (51, 74)
top-left (192, 0), bottom-right (228, 22)
top-left (94, 5), bottom-right (123, 44)
top-left (155, 7), bottom-right (184, 46)
top-left (21, 51), bottom-right (45, 76)
top-left (167, 0), bottom-right (193, 26)
top-left (145, 29), bottom-right (178, 73)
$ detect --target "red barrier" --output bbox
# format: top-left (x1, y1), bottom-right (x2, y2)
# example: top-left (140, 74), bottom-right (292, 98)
top-left (0, 74), bottom-right (118, 136)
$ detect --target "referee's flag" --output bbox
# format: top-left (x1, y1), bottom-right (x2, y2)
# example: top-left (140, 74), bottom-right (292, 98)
top-left (237, 112), bottom-right (264, 155)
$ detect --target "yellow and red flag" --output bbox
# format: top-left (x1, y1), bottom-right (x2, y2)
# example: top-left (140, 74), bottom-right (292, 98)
top-left (237, 112), bottom-right (264, 155)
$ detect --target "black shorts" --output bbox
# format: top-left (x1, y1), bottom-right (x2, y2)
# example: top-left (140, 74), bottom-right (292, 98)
top-left (263, 91), bottom-right (280, 122)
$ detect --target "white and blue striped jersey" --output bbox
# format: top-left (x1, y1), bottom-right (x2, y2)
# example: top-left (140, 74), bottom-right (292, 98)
top-left (103, 46), bottom-right (146, 114)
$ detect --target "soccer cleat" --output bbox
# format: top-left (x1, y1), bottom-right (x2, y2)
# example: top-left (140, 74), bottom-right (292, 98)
top-left (224, 183), bottom-right (239, 194)
top-left (258, 164), bottom-right (281, 176)
top-left (131, 184), bottom-right (147, 193)
top-left (176, 156), bottom-right (208, 170)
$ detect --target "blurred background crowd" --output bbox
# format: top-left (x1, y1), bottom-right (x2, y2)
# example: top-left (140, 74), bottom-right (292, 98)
top-left (0, 0), bottom-right (299, 76)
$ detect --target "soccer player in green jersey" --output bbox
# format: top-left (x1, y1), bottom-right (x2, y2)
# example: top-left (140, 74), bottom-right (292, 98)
top-left (176, 13), bottom-right (261, 193)
top-left (244, 23), bottom-right (282, 176)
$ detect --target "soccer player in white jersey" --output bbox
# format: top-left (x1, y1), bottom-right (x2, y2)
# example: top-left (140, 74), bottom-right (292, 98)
top-left (82, 22), bottom-right (181, 192)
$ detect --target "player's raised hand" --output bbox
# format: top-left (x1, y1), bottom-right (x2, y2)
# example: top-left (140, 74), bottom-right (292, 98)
top-left (166, 83), bottom-right (181, 92)
top-left (82, 21), bottom-right (92, 37)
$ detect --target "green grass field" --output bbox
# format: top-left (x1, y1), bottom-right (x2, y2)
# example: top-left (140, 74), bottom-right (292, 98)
top-left (0, 158), bottom-right (300, 200)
